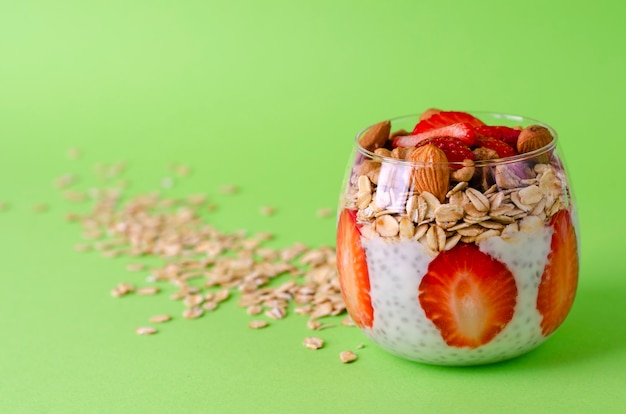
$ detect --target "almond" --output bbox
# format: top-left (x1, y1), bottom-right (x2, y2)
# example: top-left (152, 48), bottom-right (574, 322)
top-left (419, 108), bottom-right (442, 121)
top-left (389, 129), bottom-right (411, 140)
top-left (408, 144), bottom-right (450, 203)
top-left (359, 120), bottom-right (391, 151)
top-left (517, 125), bottom-right (553, 154)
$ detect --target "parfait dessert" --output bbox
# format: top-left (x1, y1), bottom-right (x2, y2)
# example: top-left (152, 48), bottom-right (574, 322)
top-left (336, 110), bottom-right (578, 365)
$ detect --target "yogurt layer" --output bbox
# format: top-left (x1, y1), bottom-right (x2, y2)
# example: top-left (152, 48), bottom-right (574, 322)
top-left (361, 225), bottom-right (553, 365)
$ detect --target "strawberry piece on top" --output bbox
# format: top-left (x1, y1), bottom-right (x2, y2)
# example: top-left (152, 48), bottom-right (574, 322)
top-left (414, 137), bottom-right (476, 164)
top-left (413, 111), bottom-right (486, 134)
top-left (394, 122), bottom-right (477, 147)
top-left (475, 125), bottom-right (521, 147)
top-left (474, 135), bottom-right (518, 158)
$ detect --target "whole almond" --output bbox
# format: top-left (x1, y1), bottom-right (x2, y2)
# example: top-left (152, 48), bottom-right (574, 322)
top-left (389, 129), bottom-right (411, 140)
top-left (408, 144), bottom-right (450, 203)
top-left (517, 125), bottom-right (553, 154)
top-left (359, 120), bottom-right (391, 151)
top-left (419, 108), bottom-right (442, 121)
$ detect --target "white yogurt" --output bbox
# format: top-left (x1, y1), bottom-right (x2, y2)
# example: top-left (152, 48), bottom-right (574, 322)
top-left (361, 226), bottom-right (553, 365)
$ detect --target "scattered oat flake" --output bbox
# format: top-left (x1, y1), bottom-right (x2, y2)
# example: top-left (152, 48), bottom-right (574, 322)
top-left (202, 301), bottom-right (218, 312)
top-left (149, 314), bottom-right (172, 324)
top-left (340, 351), bottom-right (357, 363)
top-left (33, 203), bottom-right (48, 213)
top-left (161, 177), bottom-right (174, 189)
top-left (317, 207), bottom-right (332, 218)
top-left (260, 206), bottom-right (275, 216)
top-left (248, 320), bottom-right (269, 329)
top-left (63, 190), bottom-right (87, 202)
top-left (137, 287), bottom-right (160, 295)
top-left (170, 291), bottom-right (186, 301)
top-left (171, 164), bottom-right (191, 177)
top-left (265, 307), bottom-right (286, 320)
top-left (306, 320), bottom-right (334, 330)
top-left (341, 316), bottom-right (356, 327)
top-left (107, 162), bottom-right (126, 178)
top-left (67, 147), bottom-right (82, 160)
top-left (111, 282), bottom-right (134, 297)
top-left (135, 327), bottom-right (157, 335)
top-left (183, 294), bottom-right (204, 307)
top-left (74, 243), bottom-right (91, 252)
top-left (219, 184), bottom-right (238, 194)
top-left (214, 289), bottom-right (230, 303)
top-left (54, 174), bottom-right (76, 189)
top-left (247, 305), bottom-right (263, 315)
top-left (126, 263), bottom-right (146, 272)
top-left (101, 249), bottom-right (119, 258)
top-left (182, 306), bottom-right (204, 319)
top-left (187, 194), bottom-right (206, 205)
top-left (303, 337), bottom-right (324, 350)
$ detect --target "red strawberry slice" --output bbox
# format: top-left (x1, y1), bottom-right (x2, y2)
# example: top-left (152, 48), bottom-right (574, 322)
top-left (336, 209), bottom-right (374, 329)
top-left (474, 135), bottom-right (517, 158)
top-left (414, 137), bottom-right (476, 164)
top-left (394, 123), bottom-right (477, 147)
top-left (413, 111), bottom-right (485, 134)
top-left (475, 125), bottom-right (521, 147)
top-left (419, 243), bottom-right (517, 348)
top-left (537, 209), bottom-right (579, 336)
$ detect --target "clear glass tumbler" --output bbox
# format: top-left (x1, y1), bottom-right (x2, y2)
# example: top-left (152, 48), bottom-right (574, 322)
top-left (336, 111), bottom-right (579, 365)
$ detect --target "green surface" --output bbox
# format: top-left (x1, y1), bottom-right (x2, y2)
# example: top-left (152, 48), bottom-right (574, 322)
top-left (1, 0), bottom-right (625, 413)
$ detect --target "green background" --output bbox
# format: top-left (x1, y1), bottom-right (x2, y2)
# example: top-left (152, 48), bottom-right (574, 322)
top-left (1, 0), bottom-right (625, 413)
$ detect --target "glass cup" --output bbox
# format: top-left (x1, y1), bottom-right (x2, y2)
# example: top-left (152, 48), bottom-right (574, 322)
top-left (336, 111), bottom-right (579, 366)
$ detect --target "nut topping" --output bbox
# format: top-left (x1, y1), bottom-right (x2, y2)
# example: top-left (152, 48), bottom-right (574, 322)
top-left (408, 145), bottom-right (450, 203)
top-left (517, 125), bottom-right (553, 154)
top-left (359, 120), bottom-right (391, 151)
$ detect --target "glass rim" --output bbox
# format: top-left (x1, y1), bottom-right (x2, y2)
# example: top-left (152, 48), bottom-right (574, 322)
top-left (354, 111), bottom-right (559, 167)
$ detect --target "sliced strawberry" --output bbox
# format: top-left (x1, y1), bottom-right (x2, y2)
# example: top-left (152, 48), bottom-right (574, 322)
top-left (474, 135), bottom-right (517, 158)
top-left (414, 137), bottom-right (476, 164)
top-left (537, 209), bottom-right (579, 336)
top-left (413, 111), bottom-right (485, 134)
top-left (336, 208), bottom-right (374, 329)
top-left (419, 243), bottom-right (517, 348)
top-left (394, 123), bottom-right (477, 147)
top-left (475, 125), bottom-right (521, 147)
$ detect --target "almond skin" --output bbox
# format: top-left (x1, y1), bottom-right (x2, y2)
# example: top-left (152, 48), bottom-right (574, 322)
top-left (419, 108), bottom-right (442, 121)
top-left (517, 125), bottom-right (553, 154)
top-left (359, 120), bottom-right (391, 151)
top-left (408, 144), bottom-right (450, 203)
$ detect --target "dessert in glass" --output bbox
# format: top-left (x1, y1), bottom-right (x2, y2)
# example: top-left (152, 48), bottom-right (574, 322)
top-left (336, 110), bottom-right (579, 366)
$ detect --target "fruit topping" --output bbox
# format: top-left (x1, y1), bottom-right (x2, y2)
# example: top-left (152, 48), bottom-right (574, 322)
top-left (413, 137), bottom-right (476, 164)
top-left (394, 122), bottom-right (477, 147)
top-left (336, 209), bottom-right (374, 329)
top-left (475, 125), bottom-right (521, 147)
top-left (413, 111), bottom-right (485, 134)
top-left (474, 136), bottom-right (518, 158)
top-left (536, 209), bottom-right (578, 336)
top-left (418, 243), bottom-right (517, 348)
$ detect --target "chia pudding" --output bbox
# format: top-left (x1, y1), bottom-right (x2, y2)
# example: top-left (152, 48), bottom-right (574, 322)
top-left (336, 110), bottom-right (579, 365)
